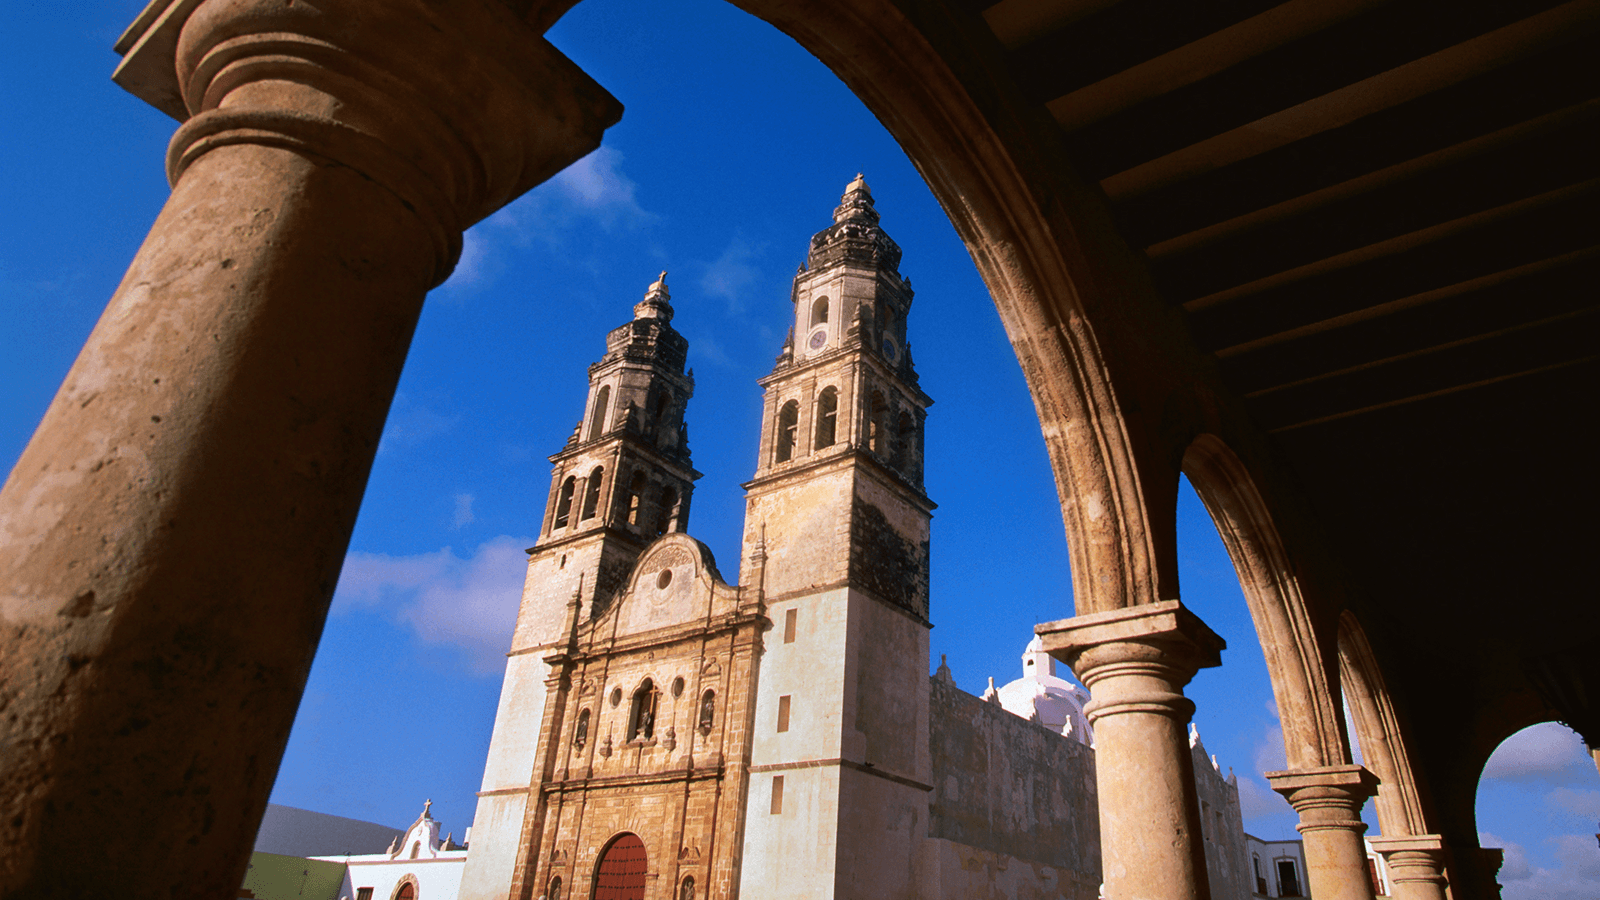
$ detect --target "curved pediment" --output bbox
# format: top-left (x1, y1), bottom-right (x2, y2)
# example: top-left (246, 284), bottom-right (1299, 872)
top-left (603, 533), bottom-right (737, 636)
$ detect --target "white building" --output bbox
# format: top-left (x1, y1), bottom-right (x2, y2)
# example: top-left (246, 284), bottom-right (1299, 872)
top-left (311, 801), bottom-right (469, 900)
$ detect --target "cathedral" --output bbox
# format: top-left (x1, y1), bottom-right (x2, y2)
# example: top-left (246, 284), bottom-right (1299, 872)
top-left (455, 177), bottom-right (1249, 900)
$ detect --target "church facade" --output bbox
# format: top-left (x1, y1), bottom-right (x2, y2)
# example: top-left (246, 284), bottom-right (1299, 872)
top-left (459, 178), bottom-right (1250, 900)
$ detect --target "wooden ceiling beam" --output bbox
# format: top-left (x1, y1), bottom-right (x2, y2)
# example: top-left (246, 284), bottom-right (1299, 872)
top-left (1100, 0), bottom-right (1600, 201)
top-left (1048, 0), bottom-right (1395, 131)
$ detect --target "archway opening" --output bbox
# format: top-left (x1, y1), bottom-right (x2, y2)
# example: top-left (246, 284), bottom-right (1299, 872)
top-left (594, 833), bottom-right (649, 900)
top-left (266, 0), bottom-right (1066, 851)
top-left (1171, 471), bottom-right (1302, 859)
top-left (1474, 721), bottom-right (1598, 899)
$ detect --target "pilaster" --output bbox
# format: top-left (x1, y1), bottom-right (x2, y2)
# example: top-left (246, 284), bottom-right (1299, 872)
top-left (1038, 600), bottom-right (1225, 900)
top-left (1266, 765), bottom-right (1380, 900)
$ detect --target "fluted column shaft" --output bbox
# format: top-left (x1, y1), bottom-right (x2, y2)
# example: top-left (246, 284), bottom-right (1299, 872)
top-left (1040, 600), bottom-right (1226, 900)
top-left (1267, 765), bottom-right (1380, 900)
top-left (0, 1), bottom-right (619, 895)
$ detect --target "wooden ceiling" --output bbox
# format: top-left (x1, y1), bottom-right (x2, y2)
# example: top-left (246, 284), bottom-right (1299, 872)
top-left (968, 0), bottom-right (1600, 749)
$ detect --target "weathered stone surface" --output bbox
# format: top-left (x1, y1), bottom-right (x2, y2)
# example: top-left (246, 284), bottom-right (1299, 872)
top-left (928, 678), bottom-right (1099, 878)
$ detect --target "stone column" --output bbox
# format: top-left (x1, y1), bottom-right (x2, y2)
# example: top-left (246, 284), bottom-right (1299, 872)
top-left (1266, 765), bottom-right (1380, 900)
top-left (1368, 835), bottom-right (1450, 900)
top-left (1039, 600), bottom-right (1226, 900)
top-left (0, 1), bottom-right (619, 896)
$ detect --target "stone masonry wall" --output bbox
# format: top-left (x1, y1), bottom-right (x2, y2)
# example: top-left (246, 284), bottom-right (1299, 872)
top-left (926, 678), bottom-right (1100, 882)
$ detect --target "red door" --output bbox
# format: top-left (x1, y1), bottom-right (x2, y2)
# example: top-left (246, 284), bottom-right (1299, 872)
top-left (593, 833), bottom-right (648, 900)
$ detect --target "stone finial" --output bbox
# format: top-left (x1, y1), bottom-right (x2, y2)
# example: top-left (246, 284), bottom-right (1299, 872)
top-left (832, 172), bottom-right (878, 224)
top-left (635, 270), bottom-right (674, 322)
top-left (934, 653), bottom-right (956, 686)
top-left (981, 676), bottom-right (1001, 704)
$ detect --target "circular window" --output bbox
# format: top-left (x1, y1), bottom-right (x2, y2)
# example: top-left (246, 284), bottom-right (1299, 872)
top-left (610, 687), bottom-right (622, 708)
top-left (657, 568), bottom-right (673, 590)
top-left (671, 676), bottom-right (685, 698)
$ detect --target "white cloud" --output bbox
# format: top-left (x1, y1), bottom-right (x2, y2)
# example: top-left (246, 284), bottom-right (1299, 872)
top-left (1237, 774), bottom-right (1284, 819)
top-left (332, 536), bottom-right (533, 674)
top-left (379, 393), bottom-right (460, 451)
top-left (689, 333), bottom-right (733, 368)
top-left (1253, 720), bottom-right (1288, 776)
top-left (451, 493), bottom-right (476, 529)
top-left (546, 146), bottom-right (652, 226)
top-left (1546, 786), bottom-right (1600, 818)
top-left (697, 236), bottom-right (766, 312)
top-left (1482, 722), bottom-right (1590, 783)
top-left (437, 146), bottom-right (656, 294)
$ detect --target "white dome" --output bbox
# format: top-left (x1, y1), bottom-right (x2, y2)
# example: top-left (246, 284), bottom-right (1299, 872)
top-left (995, 637), bottom-right (1094, 746)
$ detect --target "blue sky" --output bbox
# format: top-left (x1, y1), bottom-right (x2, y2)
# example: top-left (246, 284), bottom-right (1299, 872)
top-left (3, 1), bottom-right (1594, 895)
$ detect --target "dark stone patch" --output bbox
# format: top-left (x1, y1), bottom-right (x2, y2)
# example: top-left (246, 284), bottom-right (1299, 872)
top-left (849, 496), bottom-right (928, 618)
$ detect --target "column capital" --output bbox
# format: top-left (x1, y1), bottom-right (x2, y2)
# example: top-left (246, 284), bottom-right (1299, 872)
top-left (1266, 764), bottom-right (1378, 835)
top-left (114, 0), bottom-right (622, 285)
top-left (1037, 600), bottom-right (1225, 681)
top-left (1366, 834), bottom-right (1445, 854)
top-left (1369, 835), bottom-right (1451, 898)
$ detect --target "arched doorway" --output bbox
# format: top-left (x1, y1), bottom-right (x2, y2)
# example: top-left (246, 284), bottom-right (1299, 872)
top-left (593, 833), bottom-right (648, 900)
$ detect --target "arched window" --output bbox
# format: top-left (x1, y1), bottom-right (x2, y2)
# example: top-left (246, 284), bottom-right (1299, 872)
top-left (813, 387), bottom-right (838, 449)
top-left (593, 833), bottom-right (647, 900)
top-left (655, 487), bottom-right (678, 536)
top-left (409, 841), bottom-right (420, 860)
top-left (811, 295), bottom-right (829, 327)
top-left (628, 679), bottom-right (658, 741)
top-left (775, 400), bottom-right (799, 463)
top-left (867, 391), bottom-right (887, 455)
top-left (573, 708), bottom-right (590, 749)
top-left (581, 467), bottom-right (604, 520)
top-left (678, 875), bottom-right (695, 900)
top-left (394, 882), bottom-right (416, 900)
top-left (553, 477), bottom-right (576, 529)
top-left (651, 390), bottom-right (669, 426)
top-left (697, 690), bottom-right (716, 734)
top-left (588, 385), bottom-right (611, 442)
top-left (547, 876), bottom-right (562, 900)
top-left (626, 472), bottom-right (646, 526)
top-left (890, 410), bottom-right (912, 470)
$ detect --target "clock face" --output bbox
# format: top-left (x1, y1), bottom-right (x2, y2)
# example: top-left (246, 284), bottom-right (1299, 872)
top-left (808, 329), bottom-right (828, 351)
top-left (881, 337), bottom-right (897, 360)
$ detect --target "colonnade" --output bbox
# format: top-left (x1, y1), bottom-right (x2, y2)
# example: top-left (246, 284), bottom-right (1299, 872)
top-left (0, 0), bottom-right (1464, 897)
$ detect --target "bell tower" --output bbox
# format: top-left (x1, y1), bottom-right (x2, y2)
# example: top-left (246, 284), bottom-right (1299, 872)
top-left (737, 176), bottom-right (935, 899)
top-left (460, 274), bottom-right (701, 900)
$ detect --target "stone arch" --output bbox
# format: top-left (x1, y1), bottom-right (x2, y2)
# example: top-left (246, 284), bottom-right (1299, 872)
top-left (628, 677), bottom-right (659, 741)
top-left (689, 0), bottom-right (1178, 613)
top-left (867, 390), bottom-right (887, 456)
top-left (811, 295), bottom-right (829, 327)
top-left (593, 832), bottom-right (649, 900)
top-left (553, 476), bottom-right (577, 530)
top-left (391, 874), bottom-right (419, 900)
top-left (588, 384), bottom-right (611, 442)
top-left (813, 386), bottom-right (838, 450)
top-left (774, 399), bottom-right (799, 463)
top-left (581, 466), bottom-right (605, 521)
top-left (1339, 610), bottom-right (1429, 836)
top-left (624, 470), bottom-right (647, 526)
top-left (654, 486), bottom-right (679, 536)
top-left (1180, 432), bottom-right (1346, 768)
